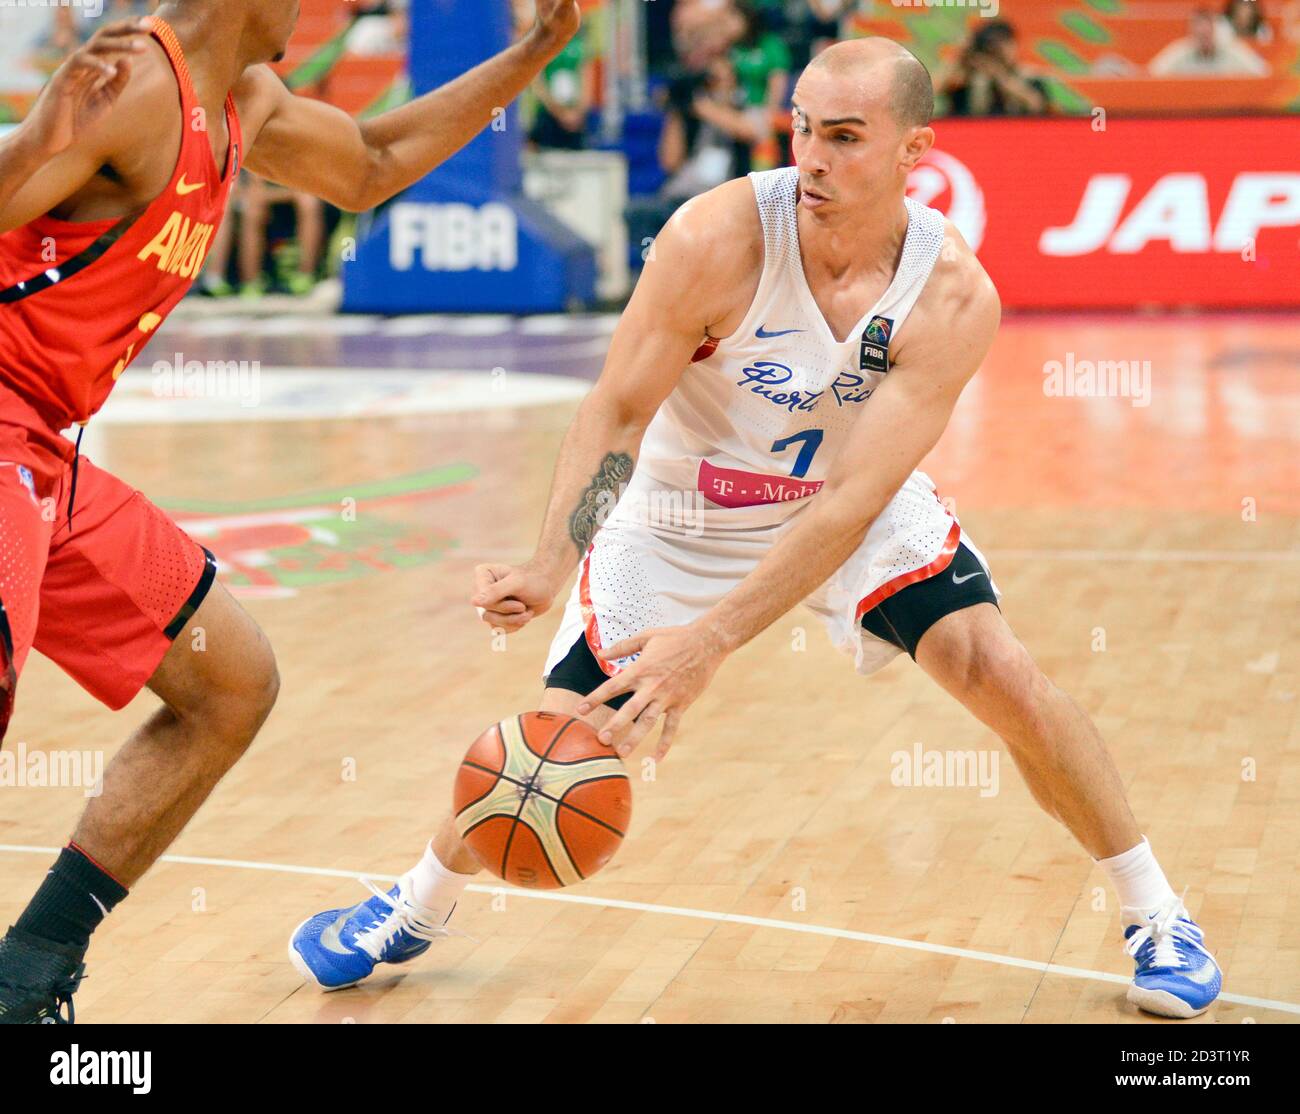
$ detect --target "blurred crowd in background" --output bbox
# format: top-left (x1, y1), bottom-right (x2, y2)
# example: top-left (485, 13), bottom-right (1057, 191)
top-left (1, 0), bottom-right (1296, 300)
top-left (537, 0), bottom-right (1294, 186)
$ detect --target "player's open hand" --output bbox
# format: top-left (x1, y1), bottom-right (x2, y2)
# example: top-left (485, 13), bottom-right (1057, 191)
top-left (528, 0), bottom-right (582, 54)
top-left (470, 560), bottom-right (560, 633)
top-left (577, 621), bottom-right (728, 761)
top-left (27, 18), bottom-right (152, 158)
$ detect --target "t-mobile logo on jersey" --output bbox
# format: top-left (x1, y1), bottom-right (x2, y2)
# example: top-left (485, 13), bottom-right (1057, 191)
top-left (699, 460), bottom-right (822, 510)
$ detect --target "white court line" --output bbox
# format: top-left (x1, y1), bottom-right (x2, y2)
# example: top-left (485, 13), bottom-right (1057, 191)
top-left (988, 549), bottom-right (1300, 563)
top-left (1, 844), bottom-right (1295, 1017)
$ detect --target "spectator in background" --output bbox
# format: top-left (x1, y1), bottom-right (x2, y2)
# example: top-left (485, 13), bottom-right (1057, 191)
top-left (200, 174), bottom-right (324, 299)
top-left (939, 20), bottom-right (1050, 117)
top-left (511, 0), bottom-right (593, 150)
top-left (772, 0), bottom-right (841, 69)
top-left (805, 0), bottom-right (863, 43)
top-left (731, 2), bottom-right (791, 113)
top-left (672, 0), bottom-right (746, 72)
top-left (624, 50), bottom-right (759, 267)
top-left (1150, 7), bottom-right (1270, 74)
top-left (239, 176), bottom-right (324, 297)
top-left (1222, 0), bottom-right (1274, 44)
top-left (730, 2), bottom-right (790, 169)
top-left (528, 17), bottom-right (593, 149)
top-left (659, 55), bottom-right (760, 202)
top-left (346, 0), bottom-right (410, 56)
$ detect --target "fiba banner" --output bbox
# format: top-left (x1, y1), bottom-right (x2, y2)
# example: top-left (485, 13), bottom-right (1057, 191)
top-left (909, 117), bottom-right (1300, 310)
top-left (342, 0), bottom-right (596, 314)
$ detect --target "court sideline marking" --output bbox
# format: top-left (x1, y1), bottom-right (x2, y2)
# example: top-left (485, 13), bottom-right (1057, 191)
top-left (1, 844), bottom-right (1295, 1017)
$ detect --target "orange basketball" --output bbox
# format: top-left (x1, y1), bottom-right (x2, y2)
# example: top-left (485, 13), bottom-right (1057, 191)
top-left (453, 712), bottom-right (632, 889)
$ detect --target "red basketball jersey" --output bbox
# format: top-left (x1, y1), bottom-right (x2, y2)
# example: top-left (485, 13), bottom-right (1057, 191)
top-left (0, 18), bottom-right (242, 433)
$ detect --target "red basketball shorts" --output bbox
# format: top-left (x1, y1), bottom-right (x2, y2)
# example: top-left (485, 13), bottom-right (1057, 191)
top-left (0, 418), bottom-right (215, 741)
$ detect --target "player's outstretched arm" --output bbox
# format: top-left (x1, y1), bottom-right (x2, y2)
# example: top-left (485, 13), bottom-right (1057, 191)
top-left (581, 228), bottom-right (1002, 759)
top-left (471, 180), bottom-right (760, 632)
top-left (0, 18), bottom-right (151, 233)
top-left (239, 1), bottom-right (579, 211)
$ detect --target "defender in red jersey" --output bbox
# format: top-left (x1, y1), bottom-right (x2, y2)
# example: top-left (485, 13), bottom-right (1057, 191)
top-left (0, 0), bottom-right (582, 1023)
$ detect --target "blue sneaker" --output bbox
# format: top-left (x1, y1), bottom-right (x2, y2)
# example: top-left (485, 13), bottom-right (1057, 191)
top-left (1123, 901), bottom-right (1221, 1018)
top-left (289, 875), bottom-right (455, 991)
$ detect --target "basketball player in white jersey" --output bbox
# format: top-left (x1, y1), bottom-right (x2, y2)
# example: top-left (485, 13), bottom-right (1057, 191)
top-left (291, 38), bottom-right (1221, 1019)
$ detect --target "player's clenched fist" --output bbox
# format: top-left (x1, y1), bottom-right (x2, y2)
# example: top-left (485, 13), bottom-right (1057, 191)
top-left (26, 17), bottom-right (153, 158)
top-left (471, 561), bottom-right (561, 633)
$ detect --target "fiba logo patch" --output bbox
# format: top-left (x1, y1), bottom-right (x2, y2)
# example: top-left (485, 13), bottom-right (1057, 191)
top-left (907, 149), bottom-right (987, 252)
top-left (864, 316), bottom-right (892, 346)
top-left (860, 316), bottom-right (894, 374)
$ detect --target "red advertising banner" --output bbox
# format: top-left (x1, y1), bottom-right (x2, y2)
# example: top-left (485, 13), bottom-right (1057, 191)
top-left (907, 117), bottom-right (1300, 309)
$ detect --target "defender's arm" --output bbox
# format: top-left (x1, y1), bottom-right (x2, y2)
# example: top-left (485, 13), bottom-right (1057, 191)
top-left (240, 2), bottom-right (580, 212)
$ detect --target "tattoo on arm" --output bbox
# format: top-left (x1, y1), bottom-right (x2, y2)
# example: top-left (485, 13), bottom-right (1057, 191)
top-left (568, 452), bottom-right (633, 555)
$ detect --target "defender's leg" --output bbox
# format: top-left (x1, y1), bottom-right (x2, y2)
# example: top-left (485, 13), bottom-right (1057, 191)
top-left (1, 460), bottom-right (278, 1024)
top-left (70, 581), bottom-right (280, 885)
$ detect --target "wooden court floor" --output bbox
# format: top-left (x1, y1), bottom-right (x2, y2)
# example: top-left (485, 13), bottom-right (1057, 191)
top-left (0, 312), bottom-right (1296, 1024)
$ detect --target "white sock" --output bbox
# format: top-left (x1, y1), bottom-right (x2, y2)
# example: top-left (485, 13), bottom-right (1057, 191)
top-left (1097, 836), bottom-right (1178, 914)
top-left (406, 843), bottom-right (473, 923)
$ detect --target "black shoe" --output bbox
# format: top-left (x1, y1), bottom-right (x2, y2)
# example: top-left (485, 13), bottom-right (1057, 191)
top-left (0, 927), bottom-right (86, 1024)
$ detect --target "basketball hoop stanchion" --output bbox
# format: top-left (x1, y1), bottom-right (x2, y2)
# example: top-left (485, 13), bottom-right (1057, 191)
top-left (341, 0), bottom-right (597, 314)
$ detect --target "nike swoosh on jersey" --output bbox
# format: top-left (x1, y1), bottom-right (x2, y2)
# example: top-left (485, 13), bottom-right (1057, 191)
top-left (176, 176), bottom-right (204, 196)
top-left (755, 325), bottom-right (805, 339)
top-left (952, 570), bottom-right (986, 585)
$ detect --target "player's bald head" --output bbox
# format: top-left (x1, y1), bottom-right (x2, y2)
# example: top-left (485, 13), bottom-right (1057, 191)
top-left (805, 38), bottom-right (934, 130)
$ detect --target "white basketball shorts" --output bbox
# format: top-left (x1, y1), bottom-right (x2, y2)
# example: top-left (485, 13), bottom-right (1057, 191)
top-left (542, 470), bottom-right (999, 684)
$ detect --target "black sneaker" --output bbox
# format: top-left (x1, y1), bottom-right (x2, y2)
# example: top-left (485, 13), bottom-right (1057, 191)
top-left (0, 928), bottom-right (86, 1024)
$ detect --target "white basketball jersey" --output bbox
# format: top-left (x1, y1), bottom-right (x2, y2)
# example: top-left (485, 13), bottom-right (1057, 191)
top-left (616, 166), bottom-right (946, 533)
